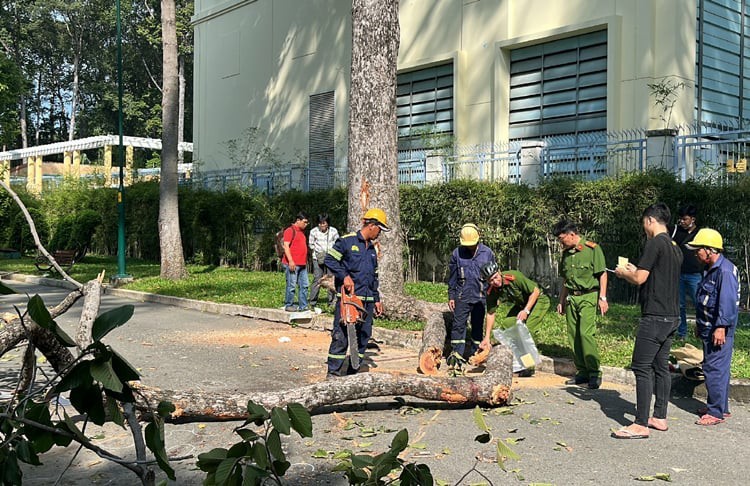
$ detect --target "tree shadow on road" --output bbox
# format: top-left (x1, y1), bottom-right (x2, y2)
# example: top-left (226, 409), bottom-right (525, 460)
top-left (564, 385), bottom-right (635, 427)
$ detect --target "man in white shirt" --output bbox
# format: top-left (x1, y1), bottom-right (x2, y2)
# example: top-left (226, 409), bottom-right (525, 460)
top-left (308, 213), bottom-right (340, 307)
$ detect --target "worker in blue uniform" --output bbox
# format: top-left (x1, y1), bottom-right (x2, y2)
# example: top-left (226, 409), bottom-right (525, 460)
top-left (687, 228), bottom-right (740, 426)
top-left (447, 223), bottom-right (496, 369)
top-left (324, 208), bottom-right (388, 378)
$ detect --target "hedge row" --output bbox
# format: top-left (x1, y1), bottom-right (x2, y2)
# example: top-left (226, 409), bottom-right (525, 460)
top-left (1, 172), bottom-right (748, 293)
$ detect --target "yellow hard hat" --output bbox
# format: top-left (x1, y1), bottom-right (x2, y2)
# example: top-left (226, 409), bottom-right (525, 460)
top-left (686, 228), bottom-right (723, 251)
top-left (363, 208), bottom-right (390, 231)
top-left (459, 223), bottom-right (480, 246)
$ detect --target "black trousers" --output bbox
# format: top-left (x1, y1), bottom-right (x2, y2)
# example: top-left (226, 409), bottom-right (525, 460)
top-left (630, 315), bottom-right (679, 425)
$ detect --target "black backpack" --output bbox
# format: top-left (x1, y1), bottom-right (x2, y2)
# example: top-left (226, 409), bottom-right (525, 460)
top-left (274, 226), bottom-right (295, 259)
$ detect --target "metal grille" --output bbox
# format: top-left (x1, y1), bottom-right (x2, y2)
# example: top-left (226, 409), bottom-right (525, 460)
top-left (397, 63), bottom-right (454, 150)
top-left (509, 30), bottom-right (607, 140)
top-left (309, 91), bottom-right (335, 190)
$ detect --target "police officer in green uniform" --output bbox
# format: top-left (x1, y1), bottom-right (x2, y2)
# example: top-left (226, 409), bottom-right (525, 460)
top-left (479, 261), bottom-right (551, 336)
top-left (552, 221), bottom-right (609, 389)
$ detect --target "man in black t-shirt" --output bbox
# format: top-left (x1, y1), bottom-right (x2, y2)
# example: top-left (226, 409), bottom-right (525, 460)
top-left (612, 203), bottom-right (683, 439)
top-left (670, 204), bottom-right (702, 340)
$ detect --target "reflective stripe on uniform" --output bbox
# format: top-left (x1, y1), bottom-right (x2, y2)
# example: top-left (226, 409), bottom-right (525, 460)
top-left (328, 353), bottom-right (347, 360)
top-left (328, 248), bottom-right (343, 261)
top-left (451, 339), bottom-right (465, 344)
top-left (335, 293), bottom-right (375, 301)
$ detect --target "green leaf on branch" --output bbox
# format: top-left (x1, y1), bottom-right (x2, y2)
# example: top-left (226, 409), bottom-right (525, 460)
top-left (106, 396), bottom-right (125, 428)
top-left (145, 421), bottom-right (176, 480)
top-left (27, 295), bottom-right (76, 347)
top-left (287, 402), bottom-right (312, 437)
top-left (251, 443), bottom-right (269, 469)
top-left (111, 349), bottom-right (140, 382)
top-left (156, 401), bottom-right (176, 418)
top-left (496, 439), bottom-right (520, 471)
top-left (0, 281), bottom-right (16, 294)
top-left (214, 457), bottom-right (240, 485)
top-left (266, 429), bottom-right (284, 461)
top-left (197, 448), bottom-right (228, 472)
top-left (400, 463), bottom-right (434, 486)
top-left (245, 401), bottom-right (269, 425)
top-left (270, 407), bottom-right (290, 435)
top-left (473, 406), bottom-right (490, 432)
top-left (390, 429), bottom-right (409, 454)
top-left (55, 361), bottom-right (93, 392)
top-left (236, 429), bottom-right (259, 442)
top-left (90, 360), bottom-right (123, 393)
top-left (69, 384), bottom-right (106, 425)
top-left (91, 305), bottom-right (134, 342)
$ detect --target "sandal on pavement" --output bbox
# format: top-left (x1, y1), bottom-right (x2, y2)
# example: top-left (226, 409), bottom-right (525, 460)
top-left (695, 414), bottom-right (725, 426)
top-left (647, 417), bottom-right (668, 431)
top-left (611, 426), bottom-right (649, 439)
top-left (697, 407), bottom-right (731, 418)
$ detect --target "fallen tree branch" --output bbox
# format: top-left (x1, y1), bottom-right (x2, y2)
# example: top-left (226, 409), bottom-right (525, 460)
top-left (133, 345), bottom-right (513, 422)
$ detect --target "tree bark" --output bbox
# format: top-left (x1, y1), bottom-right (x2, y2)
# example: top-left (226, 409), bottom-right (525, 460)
top-left (133, 345), bottom-right (513, 422)
top-left (75, 280), bottom-right (103, 351)
top-left (158, 0), bottom-right (188, 280)
top-left (347, 0), bottom-right (403, 296)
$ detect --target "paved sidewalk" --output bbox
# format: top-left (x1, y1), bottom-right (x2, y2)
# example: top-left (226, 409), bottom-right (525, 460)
top-left (2, 279), bottom-right (749, 485)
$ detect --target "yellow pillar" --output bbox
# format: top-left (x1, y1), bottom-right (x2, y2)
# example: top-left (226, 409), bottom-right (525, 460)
top-left (103, 145), bottom-right (113, 186)
top-left (125, 145), bottom-right (134, 186)
top-left (1, 160), bottom-right (9, 186)
top-left (26, 157), bottom-right (35, 193)
top-left (72, 150), bottom-right (81, 178)
top-left (35, 155), bottom-right (43, 193)
top-left (63, 151), bottom-right (72, 177)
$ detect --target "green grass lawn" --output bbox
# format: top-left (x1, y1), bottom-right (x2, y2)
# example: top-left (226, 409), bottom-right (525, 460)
top-left (2, 255), bottom-right (748, 378)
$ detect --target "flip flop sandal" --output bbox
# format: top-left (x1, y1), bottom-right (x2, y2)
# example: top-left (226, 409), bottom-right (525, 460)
top-left (611, 427), bottom-right (650, 439)
top-left (695, 414), bottom-right (725, 426)
top-left (697, 407), bottom-right (731, 418)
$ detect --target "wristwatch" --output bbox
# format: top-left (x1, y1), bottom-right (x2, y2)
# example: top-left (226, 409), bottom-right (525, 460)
top-left (599, 296), bottom-right (607, 302)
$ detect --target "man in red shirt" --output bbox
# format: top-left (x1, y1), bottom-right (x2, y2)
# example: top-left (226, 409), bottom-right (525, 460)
top-left (282, 212), bottom-right (310, 311)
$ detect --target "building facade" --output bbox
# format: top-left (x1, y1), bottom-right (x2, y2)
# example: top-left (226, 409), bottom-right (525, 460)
top-left (192, 0), bottom-right (750, 183)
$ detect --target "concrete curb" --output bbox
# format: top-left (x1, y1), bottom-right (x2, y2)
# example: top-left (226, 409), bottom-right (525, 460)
top-left (4, 272), bottom-right (749, 402)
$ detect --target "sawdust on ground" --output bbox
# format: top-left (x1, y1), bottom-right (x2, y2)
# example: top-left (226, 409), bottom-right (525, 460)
top-left (175, 324), bottom-right (629, 390)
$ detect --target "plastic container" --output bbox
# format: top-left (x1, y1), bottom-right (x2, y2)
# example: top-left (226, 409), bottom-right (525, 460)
top-left (493, 319), bottom-right (542, 372)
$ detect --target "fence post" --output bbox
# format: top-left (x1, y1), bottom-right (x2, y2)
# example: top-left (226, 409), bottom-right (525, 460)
top-left (519, 141), bottom-right (543, 185)
top-left (26, 157), bottom-right (35, 193)
top-left (645, 128), bottom-right (678, 172)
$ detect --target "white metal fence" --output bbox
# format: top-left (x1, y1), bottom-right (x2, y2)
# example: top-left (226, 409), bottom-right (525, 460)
top-left (8, 126), bottom-right (749, 193)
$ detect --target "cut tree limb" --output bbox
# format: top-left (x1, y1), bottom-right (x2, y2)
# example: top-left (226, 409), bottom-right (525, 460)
top-left (133, 345), bottom-right (513, 422)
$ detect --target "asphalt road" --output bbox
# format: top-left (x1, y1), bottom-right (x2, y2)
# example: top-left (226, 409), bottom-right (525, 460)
top-left (2, 280), bottom-right (748, 485)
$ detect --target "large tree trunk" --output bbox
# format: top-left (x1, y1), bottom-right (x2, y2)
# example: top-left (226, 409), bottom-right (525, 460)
top-left (158, 0), bottom-right (187, 280)
top-left (347, 0), bottom-right (403, 296)
top-left (134, 345), bottom-right (513, 421)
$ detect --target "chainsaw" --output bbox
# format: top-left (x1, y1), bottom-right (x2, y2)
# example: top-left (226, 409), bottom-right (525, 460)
top-left (340, 285), bottom-right (368, 369)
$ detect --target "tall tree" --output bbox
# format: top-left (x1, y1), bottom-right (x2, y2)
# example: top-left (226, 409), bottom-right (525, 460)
top-left (347, 0), bottom-right (402, 296)
top-left (158, 0), bottom-right (187, 279)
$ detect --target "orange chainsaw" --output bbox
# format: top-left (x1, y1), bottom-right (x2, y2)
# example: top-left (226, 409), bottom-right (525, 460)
top-left (341, 285), bottom-right (368, 369)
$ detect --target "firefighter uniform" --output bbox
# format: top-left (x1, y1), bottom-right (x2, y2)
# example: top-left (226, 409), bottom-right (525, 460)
top-left (324, 231), bottom-right (380, 376)
top-left (486, 270), bottom-right (551, 334)
top-left (560, 240), bottom-right (606, 381)
top-left (448, 243), bottom-right (496, 357)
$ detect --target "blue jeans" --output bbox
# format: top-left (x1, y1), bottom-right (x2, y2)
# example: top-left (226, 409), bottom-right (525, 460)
top-left (283, 264), bottom-right (309, 309)
top-left (678, 272), bottom-right (701, 338)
